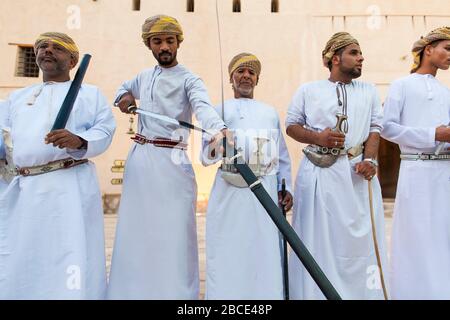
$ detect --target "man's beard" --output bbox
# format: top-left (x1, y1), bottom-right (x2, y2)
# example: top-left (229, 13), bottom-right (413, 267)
top-left (349, 68), bottom-right (362, 78)
top-left (234, 84), bottom-right (254, 98)
top-left (341, 65), bottom-right (362, 79)
top-left (156, 52), bottom-right (177, 66)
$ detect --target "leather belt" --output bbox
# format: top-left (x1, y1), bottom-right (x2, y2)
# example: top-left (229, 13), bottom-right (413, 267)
top-left (400, 153), bottom-right (450, 161)
top-left (131, 133), bottom-right (187, 150)
top-left (17, 158), bottom-right (88, 177)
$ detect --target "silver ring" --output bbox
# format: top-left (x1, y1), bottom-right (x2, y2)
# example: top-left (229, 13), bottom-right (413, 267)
top-left (335, 141), bottom-right (338, 146)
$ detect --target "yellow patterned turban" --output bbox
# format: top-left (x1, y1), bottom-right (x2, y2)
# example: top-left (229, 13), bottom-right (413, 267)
top-left (228, 53), bottom-right (262, 81)
top-left (34, 32), bottom-right (79, 65)
top-left (142, 15), bottom-right (184, 48)
top-left (322, 32), bottom-right (359, 68)
top-left (411, 26), bottom-right (450, 73)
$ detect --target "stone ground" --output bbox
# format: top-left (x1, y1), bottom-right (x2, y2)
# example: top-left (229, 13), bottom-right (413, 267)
top-left (104, 199), bottom-right (395, 299)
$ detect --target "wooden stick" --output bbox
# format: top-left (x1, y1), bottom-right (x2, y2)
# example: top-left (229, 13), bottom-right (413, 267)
top-left (368, 179), bottom-right (389, 300)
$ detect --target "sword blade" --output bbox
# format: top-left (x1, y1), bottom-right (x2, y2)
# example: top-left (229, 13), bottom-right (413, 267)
top-left (131, 107), bottom-right (215, 136)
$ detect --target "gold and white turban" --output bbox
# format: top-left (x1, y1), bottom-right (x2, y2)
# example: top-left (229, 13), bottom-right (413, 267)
top-left (141, 15), bottom-right (184, 48)
top-left (411, 26), bottom-right (450, 73)
top-left (322, 32), bottom-right (359, 68)
top-left (34, 32), bottom-right (79, 65)
top-left (228, 53), bottom-right (262, 80)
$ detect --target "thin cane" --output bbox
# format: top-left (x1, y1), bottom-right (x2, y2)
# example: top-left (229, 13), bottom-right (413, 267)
top-left (368, 179), bottom-right (389, 300)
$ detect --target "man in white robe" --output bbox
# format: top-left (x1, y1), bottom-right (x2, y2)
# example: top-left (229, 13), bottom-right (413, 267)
top-left (202, 53), bottom-right (293, 299)
top-left (285, 32), bottom-right (388, 300)
top-left (0, 32), bottom-right (116, 299)
top-left (381, 27), bottom-right (450, 299)
top-left (107, 15), bottom-right (228, 299)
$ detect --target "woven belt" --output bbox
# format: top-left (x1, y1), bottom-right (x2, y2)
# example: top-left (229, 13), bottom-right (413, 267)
top-left (17, 158), bottom-right (88, 177)
top-left (400, 153), bottom-right (450, 161)
top-left (131, 133), bottom-right (187, 150)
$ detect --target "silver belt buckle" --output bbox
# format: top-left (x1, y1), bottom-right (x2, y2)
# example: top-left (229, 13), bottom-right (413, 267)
top-left (318, 146), bottom-right (341, 156)
top-left (428, 154), bottom-right (441, 160)
top-left (62, 159), bottom-right (76, 168)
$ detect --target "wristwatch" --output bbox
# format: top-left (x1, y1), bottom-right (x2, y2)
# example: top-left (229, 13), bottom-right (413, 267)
top-left (363, 158), bottom-right (378, 167)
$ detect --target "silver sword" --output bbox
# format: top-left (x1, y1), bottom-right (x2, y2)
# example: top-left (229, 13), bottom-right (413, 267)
top-left (127, 105), bottom-right (216, 136)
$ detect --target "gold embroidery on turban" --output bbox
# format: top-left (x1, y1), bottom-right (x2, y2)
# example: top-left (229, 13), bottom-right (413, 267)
top-left (142, 15), bottom-right (184, 48)
top-left (228, 53), bottom-right (262, 80)
top-left (34, 32), bottom-right (79, 65)
top-left (322, 32), bottom-right (359, 68)
top-left (411, 26), bottom-right (450, 73)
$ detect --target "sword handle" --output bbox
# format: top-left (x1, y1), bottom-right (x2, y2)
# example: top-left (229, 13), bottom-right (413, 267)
top-left (127, 105), bottom-right (137, 114)
top-left (222, 136), bottom-right (227, 158)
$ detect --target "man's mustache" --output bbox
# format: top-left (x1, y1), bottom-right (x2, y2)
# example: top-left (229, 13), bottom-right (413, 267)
top-left (159, 52), bottom-right (172, 58)
top-left (42, 55), bottom-right (57, 62)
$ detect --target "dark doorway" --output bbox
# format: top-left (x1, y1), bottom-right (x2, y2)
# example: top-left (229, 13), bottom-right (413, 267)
top-left (378, 137), bottom-right (400, 199)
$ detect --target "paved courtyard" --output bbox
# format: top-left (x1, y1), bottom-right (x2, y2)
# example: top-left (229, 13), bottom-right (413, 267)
top-left (104, 200), bottom-right (394, 299)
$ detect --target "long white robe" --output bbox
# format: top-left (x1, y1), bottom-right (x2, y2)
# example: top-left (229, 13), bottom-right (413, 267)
top-left (0, 82), bottom-right (116, 299)
top-left (107, 64), bottom-right (225, 300)
top-left (202, 98), bottom-right (292, 300)
top-left (381, 73), bottom-right (450, 300)
top-left (0, 99), bottom-right (9, 193)
top-left (286, 80), bottom-right (388, 300)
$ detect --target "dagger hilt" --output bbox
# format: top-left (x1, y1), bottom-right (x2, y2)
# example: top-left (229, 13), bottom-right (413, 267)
top-left (334, 113), bottom-right (348, 135)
